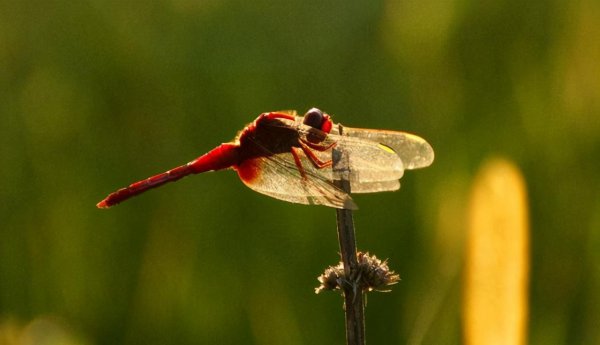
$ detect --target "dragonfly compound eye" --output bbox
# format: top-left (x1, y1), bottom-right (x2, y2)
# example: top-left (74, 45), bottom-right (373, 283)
top-left (303, 108), bottom-right (324, 129)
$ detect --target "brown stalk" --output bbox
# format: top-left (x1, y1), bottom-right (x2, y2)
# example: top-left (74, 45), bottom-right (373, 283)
top-left (332, 125), bottom-right (365, 345)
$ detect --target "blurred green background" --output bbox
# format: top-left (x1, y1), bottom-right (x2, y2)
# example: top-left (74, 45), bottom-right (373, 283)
top-left (1, 0), bottom-right (599, 344)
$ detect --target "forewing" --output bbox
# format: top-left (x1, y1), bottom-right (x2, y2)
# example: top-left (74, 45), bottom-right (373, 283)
top-left (292, 120), bottom-right (405, 193)
top-left (331, 125), bottom-right (434, 170)
top-left (329, 133), bottom-right (405, 182)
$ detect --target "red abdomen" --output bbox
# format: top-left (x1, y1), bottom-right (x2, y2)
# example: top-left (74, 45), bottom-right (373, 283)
top-left (97, 143), bottom-right (240, 208)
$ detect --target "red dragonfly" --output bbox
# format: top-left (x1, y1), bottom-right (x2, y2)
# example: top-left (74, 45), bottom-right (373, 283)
top-left (97, 108), bottom-right (434, 210)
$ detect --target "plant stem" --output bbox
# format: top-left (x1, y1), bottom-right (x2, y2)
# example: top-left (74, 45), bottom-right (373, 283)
top-left (333, 125), bottom-right (366, 345)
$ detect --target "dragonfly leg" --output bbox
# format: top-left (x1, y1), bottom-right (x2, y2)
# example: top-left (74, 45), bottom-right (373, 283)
top-left (292, 146), bottom-right (342, 208)
top-left (290, 147), bottom-right (309, 179)
top-left (299, 138), bottom-right (337, 152)
top-left (298, 141), bottom-right (333, 169)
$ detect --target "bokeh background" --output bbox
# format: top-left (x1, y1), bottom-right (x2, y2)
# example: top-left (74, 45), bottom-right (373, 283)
top-left (1, 1), bottom-right (599, 344)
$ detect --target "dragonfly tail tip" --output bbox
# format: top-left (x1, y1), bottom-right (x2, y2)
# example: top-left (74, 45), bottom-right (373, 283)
top-left (96, 200), bottom-right (110, 209)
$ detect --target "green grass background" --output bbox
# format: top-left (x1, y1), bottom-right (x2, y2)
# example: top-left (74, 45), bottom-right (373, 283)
top-left (1, 0), bottom-right (599, 344)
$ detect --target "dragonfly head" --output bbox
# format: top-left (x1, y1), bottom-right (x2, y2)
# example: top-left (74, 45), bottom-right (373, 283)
top-left (303, 108), bottom-right (333, 133)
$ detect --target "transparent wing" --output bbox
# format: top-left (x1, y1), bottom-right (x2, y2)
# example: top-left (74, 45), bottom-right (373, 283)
top-left (348, 179), bottom-right (400, 194)
top-left (288, 115), bottom-right (433, 170)
top-left (288, 118), bottom-right (405, 193)
top-left (333, 125), bottom-right (434, 170)
top-left (236, 154), bottom-right (357, 209)
top-left (245, 114), bottom-right (428, 201)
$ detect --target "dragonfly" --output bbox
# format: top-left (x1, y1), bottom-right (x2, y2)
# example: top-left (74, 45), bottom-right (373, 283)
top-left (97, 108), bottom-right (434, 210)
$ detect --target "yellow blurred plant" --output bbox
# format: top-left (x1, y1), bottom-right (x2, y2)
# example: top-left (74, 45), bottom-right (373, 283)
top-left (463, 158), bottom-right (530, 345)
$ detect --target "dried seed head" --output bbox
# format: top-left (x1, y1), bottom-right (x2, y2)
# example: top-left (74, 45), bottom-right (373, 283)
top-left (315, 252), bottom-right (400, 294)
top-left (356, 252), bottom-right (400, 292)
top-left (315, 263), bottom-right (345, 294)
